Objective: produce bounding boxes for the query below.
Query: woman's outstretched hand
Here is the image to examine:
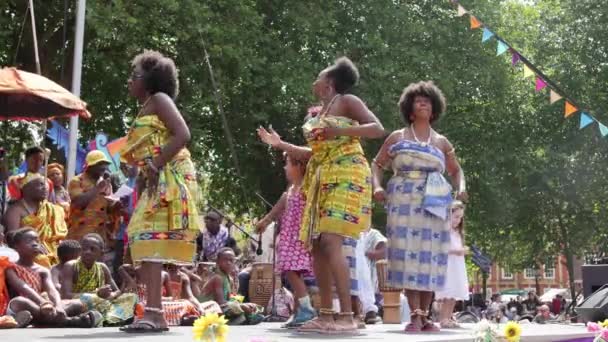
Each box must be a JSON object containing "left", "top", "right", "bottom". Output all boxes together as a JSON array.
[{"left": 257, "top": 126, "right": 283, "bottom": 148}]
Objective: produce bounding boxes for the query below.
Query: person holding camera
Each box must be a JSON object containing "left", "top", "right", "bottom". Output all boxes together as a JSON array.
[{"left": 66, "top": 151, "right": 122, "bottom": 266}]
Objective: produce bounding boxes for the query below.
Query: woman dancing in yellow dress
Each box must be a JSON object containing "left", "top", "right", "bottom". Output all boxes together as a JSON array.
[
  {"left": 258, "top": 57, "right": 384, "bottom": 334},
  {"left": 119, "top": 50, "right": 202, "bottom": 333}
]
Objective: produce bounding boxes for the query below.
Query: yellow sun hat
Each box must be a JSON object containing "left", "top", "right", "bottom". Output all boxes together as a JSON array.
[{"left": 84, "top": 150, "right": 111, "bottom": 169}]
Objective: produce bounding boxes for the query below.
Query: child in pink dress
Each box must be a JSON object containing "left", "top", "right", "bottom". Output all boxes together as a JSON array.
[{"left": 257, "top": 153, "right": 315, "bottom": 328}]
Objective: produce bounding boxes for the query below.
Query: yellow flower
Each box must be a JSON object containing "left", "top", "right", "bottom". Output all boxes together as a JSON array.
[
  {"left": 192, "top": 313, "right": 229, "bottom": 342},
  {"left": 504, "top": 321, "right": 522, "bottom": 342},
  {"left": 231, "top": 295, "right": 244, "bottom": 303},
  {"left": 600, "top": 319, "right": 608, "bottom": 328}
]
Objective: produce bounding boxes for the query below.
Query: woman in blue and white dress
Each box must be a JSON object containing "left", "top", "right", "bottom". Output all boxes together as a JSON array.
[{"left": 371, "top": 81, "right": 466, "bottom": 333}]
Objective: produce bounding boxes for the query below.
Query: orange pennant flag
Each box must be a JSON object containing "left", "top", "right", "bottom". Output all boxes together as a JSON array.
[
  {"left": 564, "top": 101, "right": 577, "bottom": 118},
  {"left": 550, "top": 90, "right": 563, "bottom": 104},
  {"left": 470, "top": 16, "right": 482, "bottom": 29}
]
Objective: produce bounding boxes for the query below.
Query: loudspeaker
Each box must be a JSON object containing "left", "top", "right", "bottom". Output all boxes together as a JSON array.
[
  {"left": 576, "top": 284, "right": 608, "bottom": 322},
  {"left": 582, "top": 264, "right": 608, "bottom": 298}
]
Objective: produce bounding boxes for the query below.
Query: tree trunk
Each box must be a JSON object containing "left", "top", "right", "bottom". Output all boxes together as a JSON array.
[{"left": 482, "top": 271, "right": 488, "bottom": 302}]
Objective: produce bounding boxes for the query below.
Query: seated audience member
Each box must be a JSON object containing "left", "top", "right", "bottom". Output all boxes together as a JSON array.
[
  {"left": 533, "top": 304, "right": 555, "bottom": 324},
  {"left": 3, "top": 174, "right": 67, "bottom": 267},
  {"left": 60, "top": 233, "right": 137, "bottom": 326},
  {"left": 47, "top": 163, "right": 70, "bottom": 212},
  {"left": 199, "top": 248, "right": 262, "bottom": 325},
  {"left": 181, "top": 262, "right": 214, "bottom": 298},
  {"left": 50, "top": 240, "right": 82, "bottom": 291},
  {"left": 5, "top": 228, "right": 100, "bottom": 328},
  {"left": 7, "top": 146, "right": 54, "bottom": 202},
  {"left": 67, "top": 151, "right": 121, "bottom": 266}
]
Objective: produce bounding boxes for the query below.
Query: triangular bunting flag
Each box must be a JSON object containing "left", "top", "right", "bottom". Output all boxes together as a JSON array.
[
  {"left": 482, "top": 28, "right": 494, "bottom": 43},
  {"left": 599, "top": 122, "right": 608, "bottom": 137},
  {"left": 457, "top": 5, "right": 467, "bottom": 17},
  {"left": 470, "top": 16, "right": 482, "bottom": 29},
  {"left": 580, "top": 113, "right": 594, "bottom": 129},
  {"left": 535, "top": 77, "right": 547, "bottom": 92},
  {"left": 564, "top": 101, "right": 577, "bottom": 118},
  {"left": 550, "top": 90, "right": 563, "bottom": 104},
  {"left": 511, "top": 52, "right": 521, "bottom": 66},
  {"left": 523, "top": 64, "right": 535, "bottom": 78},
  {"left": 496, "top": 41, "right": 509, "bottom": 55}
]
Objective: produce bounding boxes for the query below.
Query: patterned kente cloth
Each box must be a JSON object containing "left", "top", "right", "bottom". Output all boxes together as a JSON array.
[
  {"left": 300, "top": 115, "right": 371, "bottom": 248},
  {"left": 121, "top": 115, "right": 201, "bottom": 264},
  {"left": 10, "top": 263, "right": 43, "bottom": 295},
  {"left": 385, "top": 140, "right": 452, "bottom": 291},
  {"left": 73, "top": 259, "right": 137, "bottom": 325},
  {"left": 67, "top": 173, "right": 118, "bottom": 247},
  {"left": 0, "top": 258, "right": 11, "bottom": 315},
  {"left": 20, "top": 200, "right": 68, "bottom": 268}
]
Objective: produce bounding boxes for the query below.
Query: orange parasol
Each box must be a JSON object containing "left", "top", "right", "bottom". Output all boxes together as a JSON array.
[{"left": 0, "top": 67, "right": 91, "bottom": 121}]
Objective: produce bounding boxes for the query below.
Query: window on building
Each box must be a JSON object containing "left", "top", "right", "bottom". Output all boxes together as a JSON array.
[
  {"left": 544, "top": 264, "right": 555, "bottom": 279},
  {"left": 502, "top": 267, "right": 514, "bottom": 280},
  {"left": 524, "top": 268, "right": 536, "bottom": 279}
]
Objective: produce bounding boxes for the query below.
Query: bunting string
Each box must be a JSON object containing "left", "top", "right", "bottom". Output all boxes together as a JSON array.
[{"left": 450, "top": 0, "right": 608, "bottom": 138}]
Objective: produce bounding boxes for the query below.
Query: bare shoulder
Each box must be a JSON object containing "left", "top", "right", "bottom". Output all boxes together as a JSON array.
[
  {"left": 150, "top": 92, "right": 173, "bottom": 106},
  {"left": 35, "top": 264, "right": 51, "bottom": 278},
  {"left": 433, "top": 132, "right": 453, "bottom": 152},
  {"left": 340, "top": 94, "right": 363, "bottom": 106},
  {"left": 385, "top": 129, "right": 404, "bottom": 145}
]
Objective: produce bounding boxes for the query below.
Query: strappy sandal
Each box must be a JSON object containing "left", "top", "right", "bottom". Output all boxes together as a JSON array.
[
  {"left": 298, "top": 308, "right": 334, "bottom": 334},
  {"left": 440, "top": 319, "right": 460, "bottom": 329},
  {"left": 120, "top": 308, "right": 169, "bottom": 333},
  {"left": 331, "top": 312, "right": 360, "bottom": 336},
  {"left": 420, "top": 310, "right": 440, "bottom": 332},
  {"left": 404, "top": 310, "right": 422, "bottom": 333}
]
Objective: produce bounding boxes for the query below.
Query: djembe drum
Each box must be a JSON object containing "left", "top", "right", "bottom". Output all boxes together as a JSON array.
[
  {"left": 377, "top": 259, "right": 402, "bottom": 323},
  {"left": 249, "top": 262, "right": 282, "bottom": 307}
]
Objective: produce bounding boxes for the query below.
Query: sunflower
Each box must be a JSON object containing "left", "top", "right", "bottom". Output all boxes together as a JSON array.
[
  {"left": 503, "top": 321, "right": 522, "bottom": 342},
  {"left": 192, "top": 313, "right": 229, "bottom": 342}
]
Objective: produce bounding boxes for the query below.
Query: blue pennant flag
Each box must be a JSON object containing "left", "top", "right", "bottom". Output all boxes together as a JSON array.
[
  {"left": 579, "top": 112, "right": 594, "bottom": 129},
  {"left": 482, "top": 28, "right": 495, "bottom": 43},
  {"left": 496, "top": 40, "right": 509, "bottom": 56},
  {"left": 599, "top": 122, "right": 608, "bottom": 137}
]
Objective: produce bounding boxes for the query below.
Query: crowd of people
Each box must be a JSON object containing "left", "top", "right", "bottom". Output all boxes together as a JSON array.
[{"left": 0, "top": 49, "right": 537, "bottom": 336}]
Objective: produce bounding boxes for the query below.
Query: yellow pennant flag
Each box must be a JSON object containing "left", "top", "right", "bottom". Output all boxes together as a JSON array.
[
  {"left": 470, "top": 16, "right": 482, "bottom": 29},
  {"left": 523, "top": 64, "right": 535, "bottom": 78},
  {"left": 564, "top": 101, "right": 577, "bottom": 118},
  {"left": 550, "top": 90, "right": 563, "bottom": 104},
  {"left": 457, "top": 5, "right": 467, "bottom": 17}
]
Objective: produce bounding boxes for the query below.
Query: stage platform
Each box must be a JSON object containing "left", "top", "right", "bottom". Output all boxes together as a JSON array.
[{"left": 0, "top": 322, "right": 595, "bottom": 342}]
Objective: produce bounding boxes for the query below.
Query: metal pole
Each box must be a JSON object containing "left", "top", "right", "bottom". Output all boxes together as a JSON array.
[
  {"left": 67, "top": 0, "right": 86, "bottom": 181},
  {"left": 27, "top": 0, "right": 41, "bottom": 75}
]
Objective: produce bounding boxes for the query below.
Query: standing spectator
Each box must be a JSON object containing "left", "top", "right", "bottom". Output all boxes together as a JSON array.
[
  {"left": 47, "top": 163, "right": 70, "bottom": 212},
  {"left": 522, "top": 291, "right": 542, "bottom": 315},
  {"left": 357, "top": 227, "right": 387, "bottom": 324},
  {"left": 67, "top": 151, "right": 121, "bottom": 266},
  {"left": 197, "top": 210, "right": 229, "bottom": 262}
]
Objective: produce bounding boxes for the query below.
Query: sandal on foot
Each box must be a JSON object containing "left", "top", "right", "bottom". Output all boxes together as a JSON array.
[
  {"left": 440, "top": 319, "right": 459, "bottom": 329},
  {"left": 404, "top": 322, "right": 421, "bottom": 333},
  {"left": 15, "top": 311, "right": 33, "bottom": 329},
  {"left": 331, "top": 312, "right": 360, "bottom": 336},
  {"left": 119, "top": 320, "right": 169, "bottom": 333},
  {"left": 421, "top": 321, "right": 440, "bottom": 332},
  {"left": 298, "top": 308, "right": 334, "bottom": 334}
]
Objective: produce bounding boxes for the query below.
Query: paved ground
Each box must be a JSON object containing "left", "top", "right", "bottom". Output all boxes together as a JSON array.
[{"left": 0, "top": 322, "right": 595, "bottom": 342}]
